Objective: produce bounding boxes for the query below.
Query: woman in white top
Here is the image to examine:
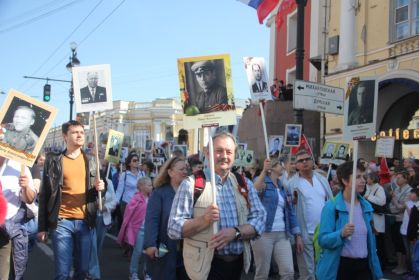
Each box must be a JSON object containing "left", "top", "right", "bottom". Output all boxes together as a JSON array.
[{"left": 363, "top": 172, "right": 387, "bottom": 268}]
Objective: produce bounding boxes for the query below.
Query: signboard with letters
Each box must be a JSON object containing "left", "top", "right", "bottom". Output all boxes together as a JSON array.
[{"left": 293, "top": 80, "right": 344, "bottom": 115}]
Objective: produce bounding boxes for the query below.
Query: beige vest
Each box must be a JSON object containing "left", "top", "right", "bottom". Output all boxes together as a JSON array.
[{"left": 183, "top": 173, "right": 251, "bottom": 280}]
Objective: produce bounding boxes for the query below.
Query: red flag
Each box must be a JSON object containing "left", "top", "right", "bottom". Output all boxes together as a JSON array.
[
  {"left": 257, "top": 0, "right": 280, "bottom": 24},
  {"left": 275, "top": 0, "right": 297, "bottom": 29},
  {"left": 291, "top": 134, "right": 312, "bottom": 155},
  {"left": 378, "top": 157, "right": 391, "bottom": 185}
]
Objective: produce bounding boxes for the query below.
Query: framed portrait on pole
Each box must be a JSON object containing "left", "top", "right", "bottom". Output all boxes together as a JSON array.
[
  {"left": 104, "top": 129, "right": 124, "bottom": 164},
  {"left": 343, "top": 77, "right": 378, "bottom": 140},
  {"left": 0, "top": 89, "right": 57, "bottom": 166},
  {"left": 177, "top": 54, "right": 236, "bottom": 129},
  {"left": 73, "top": 64, "right": 113, "bottom": 113},
  {"left": 284, "top": 124, "right": 302, "bottom": 147},
  {"left": 243, "top": 57, "right": 272, "bottom": 101}
]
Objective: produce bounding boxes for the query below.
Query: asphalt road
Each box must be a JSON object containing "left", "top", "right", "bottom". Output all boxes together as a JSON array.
[{"left": 24, "top": 233, "right": 404, "bottom": 280}]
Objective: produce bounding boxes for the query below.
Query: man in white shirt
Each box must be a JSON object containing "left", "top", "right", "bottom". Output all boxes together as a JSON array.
[
  {"left": 288, "top": 150, "right": 333, "bottom": 280},
  {"left": 0, "top": 157, "right": 36, "bottom": 279}
]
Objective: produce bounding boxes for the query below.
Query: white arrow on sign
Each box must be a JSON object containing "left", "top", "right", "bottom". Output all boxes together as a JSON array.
[{"left": 293, "top": 80, "right": 344, "bottom": 115}]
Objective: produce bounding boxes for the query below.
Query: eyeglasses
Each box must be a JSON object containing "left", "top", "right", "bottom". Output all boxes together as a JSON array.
[
  {"left": 296, "top": 157, "right": 312, "bottom": 163},
  {"left": 132, "top": 159, "right": 139, "bottom": 162}
]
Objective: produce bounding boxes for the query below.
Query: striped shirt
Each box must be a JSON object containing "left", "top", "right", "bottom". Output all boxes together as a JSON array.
[{"left": 168, "top": 170, "right": 266, "bottom": 255}]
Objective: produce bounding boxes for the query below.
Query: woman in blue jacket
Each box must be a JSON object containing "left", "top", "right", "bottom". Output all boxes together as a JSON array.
[
  {"left": 253, "top": 159, "right": 301, "bottom": 280},
  {"left": 143, "top": 157, "right": 189, "bottom": 280},
  {"left": 316, "top": 161, "right": 383, "bottom": 280}
]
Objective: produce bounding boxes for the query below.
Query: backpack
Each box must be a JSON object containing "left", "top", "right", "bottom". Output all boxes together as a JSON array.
[
  {"left": 313, "top": 197, "right": 337, "bottom": 264},
  {"left": 193, "top": 170, "right": 250, "bottom": 209}
]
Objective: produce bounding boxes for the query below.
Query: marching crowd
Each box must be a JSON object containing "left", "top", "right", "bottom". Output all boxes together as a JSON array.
[{"left": 1, "top": 120, "right": 419, "bottom": 280}]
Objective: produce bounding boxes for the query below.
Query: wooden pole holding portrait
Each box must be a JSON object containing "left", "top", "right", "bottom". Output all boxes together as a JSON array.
[
  {"left": 349, "top": 140, "right": 359, "bottom": 225},
  {"left": 208, "top": 130, "right": 218, "bottom": 235},
  {"left": 259, "top": 101, "right": 270, "bottom": 159},
  {"left": 92, "top": 112, "right": 103, "bottom": 211}
]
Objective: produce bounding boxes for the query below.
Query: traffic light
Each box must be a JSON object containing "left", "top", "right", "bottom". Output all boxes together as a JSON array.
[{"left": 43, "top": 84, "right": 51, "bottom": 102}]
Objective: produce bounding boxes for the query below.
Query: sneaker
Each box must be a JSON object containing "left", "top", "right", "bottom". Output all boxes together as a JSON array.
[
  {"left": 129, "top": 273, "right": 139, "bottom": 280},
  {"left": 144, "top": 274, "right": 151, "bottom": 280}
]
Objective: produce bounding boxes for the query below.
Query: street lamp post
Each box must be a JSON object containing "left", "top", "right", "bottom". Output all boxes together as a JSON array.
[
  {"left": 294, "top": 0, "right": 307, "bottom": 128},
  {"left": 66, "top": 42, "right": 80, "bottom": 121}
]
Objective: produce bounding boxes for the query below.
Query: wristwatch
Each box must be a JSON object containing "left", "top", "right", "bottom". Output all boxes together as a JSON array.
[{"left": 233, "top": 227, "right": 242, "bottom": 241}]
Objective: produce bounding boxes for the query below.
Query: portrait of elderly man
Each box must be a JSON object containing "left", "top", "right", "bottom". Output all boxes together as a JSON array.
[
  {"left": 80, "top": 71, "right": 107, "bottom": 104},
  {"left": 187, "top": 60, "right": 228, "bottom": 114},
  {"left": 3, "top": 106, "right": 39, "bottom": 153},
  {"left": 251, "top": 63, "right": 268, "bottom": 93}
]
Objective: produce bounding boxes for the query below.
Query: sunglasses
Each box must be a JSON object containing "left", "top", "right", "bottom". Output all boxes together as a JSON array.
[{"left": 296, "top": 157, "right": 312, "bottom": 163}]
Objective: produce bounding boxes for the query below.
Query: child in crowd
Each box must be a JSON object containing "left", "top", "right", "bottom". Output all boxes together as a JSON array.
[{"left": 118, "top": 177, "right": 153, "bottom": 280}]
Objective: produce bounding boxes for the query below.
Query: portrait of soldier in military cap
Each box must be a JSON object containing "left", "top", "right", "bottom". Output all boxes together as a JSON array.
[
  {"left": 2, "top": 106, "right": 40, "bottom": 153},
  {"left": 0, "top": 90, "right": 57, "bottom": 166},
  {"left": 184, "top": 59, "right": 228, "bottom": 114}
]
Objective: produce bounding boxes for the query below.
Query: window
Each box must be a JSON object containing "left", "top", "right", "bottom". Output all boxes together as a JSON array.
[
  {"left": 287, "top": 10, "right": 297, "bottom": 53},
  {"left": 392, "top": 0, "right": 419, "bottom": 41},
  {"left": 133, "top": 128, "right": 150, "bottom": 150},
  {"left": 286, "top": 67, "right": 296, "bottom": 84}
]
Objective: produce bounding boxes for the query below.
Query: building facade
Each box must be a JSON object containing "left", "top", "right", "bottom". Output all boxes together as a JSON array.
[
  {"left": 43, "top": 98, "right": 245, "bottom": 157},
  {"left": 325, "top": 0, "right": 419, "bottom": 159}
]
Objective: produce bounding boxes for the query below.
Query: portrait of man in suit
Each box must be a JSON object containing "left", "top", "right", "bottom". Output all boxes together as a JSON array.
[
  {"left": 80, "top": 71, "right": 107, "bottom": 104},
  {"left": 251, "top": 63, "right": 268, "bottom": 93}
]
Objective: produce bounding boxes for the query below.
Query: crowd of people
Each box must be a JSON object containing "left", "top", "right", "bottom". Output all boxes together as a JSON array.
[{"left": 1, "top": 119, "right": 419, "bottom": 280}]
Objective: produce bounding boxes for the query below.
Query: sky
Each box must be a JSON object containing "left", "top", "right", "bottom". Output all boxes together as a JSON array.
[{"left": 0, "top": 0, "right": 270, "bottom": 125}]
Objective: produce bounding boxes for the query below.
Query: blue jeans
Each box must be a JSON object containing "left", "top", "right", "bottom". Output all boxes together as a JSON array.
[
  {"left": 24, "top": 216, "right": 38, "bottom": 252},
  {"left": 51, "top": 219, "right": 93, "bottom": 280},
  {"left": 129, "top": 226, "right": 145, "bottom": 275},
  {"left": 89, "top": 214, "right": 111, "bottom": 279}
]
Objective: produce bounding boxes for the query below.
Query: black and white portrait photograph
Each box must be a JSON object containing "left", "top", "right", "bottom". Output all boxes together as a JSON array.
[
  {"left": 183, "top": 59, "right": 228, "bottom": 114},
  {"left": 145, "top": 139, "right": 153, "bottom": 152},
  {"left": 322, "top": 142, "right": 336, "bottom": 159},
  {"left": 76, "top": 112, "right": 90, "bottom": 129},
  {"left": 177, "top": 54, "right": 237, "bottom": 130},
  {"left": 245, "top": 150, "right": 254, "bottom": 165},
  {"left": 73, "top": 64, "right": 113, "bottom": 113},
  {"left": 334, "top": 143, "right": 349, "bottom": 160},
  {"left": 284, "top": 124, "right": 302, "bottom": 147},
  {"left": 104, "top": 129, "right": 124, "bottom": 164},
  {"left": 343, "top": 77, "right": 378, "bottom": 141},
  {"left": 243, "top": 57, "right": 271, "bottom": 101},
  {"left": 268, "top": 135, "right": 283, "bottom": 157},
  {"left": 172, "top": 144, "right": 187, "bottom": 158},
  {"left": 238, "top": 143, "right": 247, "bottom": 151},
  {"left": 347, "top": 80, "right": 375, "bottom": 126},
  {"left": 0, "top": 89, "right": 57, "bottom": 166}
]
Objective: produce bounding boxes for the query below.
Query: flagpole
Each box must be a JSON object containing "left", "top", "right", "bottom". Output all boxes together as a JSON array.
[{"left": 259, "top": 101, "right": 270, "bottom": 159}]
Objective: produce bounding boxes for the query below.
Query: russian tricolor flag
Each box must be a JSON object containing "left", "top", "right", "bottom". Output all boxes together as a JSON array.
[{"left": 238, "top": 0, "right": 280, "bottom": 24}]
